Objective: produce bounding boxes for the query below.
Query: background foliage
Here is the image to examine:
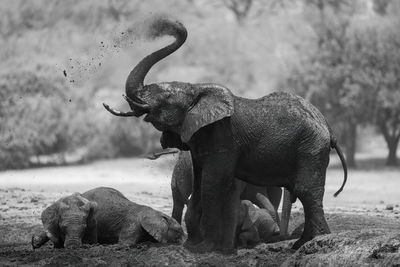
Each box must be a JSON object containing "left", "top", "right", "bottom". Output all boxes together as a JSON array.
[{"left": 0, "top": 0, "right": 399, "bottom": 169}]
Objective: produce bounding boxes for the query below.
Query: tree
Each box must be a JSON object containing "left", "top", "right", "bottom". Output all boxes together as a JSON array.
[
  {"left": 285, "top": 0, "right": 364, "bottom": 168},
  {"left": 286, "top": 3, "right": 400, "bottom": 167},
  {"left": 356, "top": 25, "right": 400, "bottom": 166},
  {"left": 0, "top": 67, "right": 98, "bottom": 169}
]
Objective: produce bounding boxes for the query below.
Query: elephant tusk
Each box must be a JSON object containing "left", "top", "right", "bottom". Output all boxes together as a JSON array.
[
  {"left": 103, "top": 103, "right": 136, "bottom": 117},
  {"left": 123, "top": 94, "right": 150, "bottom": 111}
]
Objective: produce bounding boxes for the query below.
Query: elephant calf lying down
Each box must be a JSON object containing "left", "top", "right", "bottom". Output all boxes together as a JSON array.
[
  {"left": 32, "top": 187, "right": 184, "bottom": 249},
  {"left": 236, "top": 194, "right": 280, "bottom": 248}
]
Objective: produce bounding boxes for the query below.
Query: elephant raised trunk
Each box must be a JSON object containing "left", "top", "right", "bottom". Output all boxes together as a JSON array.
[
  {"left": 125, "top": 16, "right": 187, "bottom": 99},
  {"left": 104, "top": 16, "right": 187, "bottom": 117}
]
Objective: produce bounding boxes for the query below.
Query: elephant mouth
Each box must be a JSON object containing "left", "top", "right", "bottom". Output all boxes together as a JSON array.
[
  {"left": 103, "top": 94, "right": 150, "bottom": 118},
  {"left": 124, "top": 94, "right": 150, "bottom": 113}
]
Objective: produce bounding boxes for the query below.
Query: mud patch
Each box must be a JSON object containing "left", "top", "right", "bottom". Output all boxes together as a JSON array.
[
  {"left": 1, "top": 213, "right": 400, "bottom": 266},
  {"left": 283, "top": 230, "right": 400, "bottom": 266}
]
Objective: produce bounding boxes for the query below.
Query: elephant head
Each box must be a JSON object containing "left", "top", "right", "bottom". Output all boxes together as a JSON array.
[
  {"left": 32, "top": 193, "right": 97, "bottom": 249},
  {"left": 237, "top": 199, "right": 280, "bottom": 247},
  {"left": 103, "top": 17, "right": 234, "bottom": 146}
]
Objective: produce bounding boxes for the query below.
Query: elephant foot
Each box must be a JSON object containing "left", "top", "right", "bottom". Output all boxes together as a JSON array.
[
  {"left": 292, "top": 237, "right": 308, "bottom": 250},
  {"left": 185, "top": 240, "right": 237, "bottom": 254},
  {"left": 183, "top": 235, "right": 203, "bottom": 248},
  {"left": 215, "top": 246, "right": 237, "bottom": 255},
  {"left": 184, "top": 240, "right": 216, "bottom": 254}
]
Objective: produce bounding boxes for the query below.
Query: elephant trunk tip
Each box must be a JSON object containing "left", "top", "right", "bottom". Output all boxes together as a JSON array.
[
  {"left": 31, "top": 232, "right": 50, "bottom": 249},
  {"left": 31, "top": 235, "right": 39, "bottom": 249},
  {"left": 64, "top": 239, "right": 82, "bottom": 249}
]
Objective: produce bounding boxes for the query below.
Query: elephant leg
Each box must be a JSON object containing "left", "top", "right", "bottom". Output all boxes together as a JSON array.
[
  {"left": 171, "top": 151, "right": 193, "bottom": 224},
  {"left": 171, "top": 191, "right": 185, "bottom": 224},
  {"left": 218, "top": 179, "right": 241, "bottom": 251},
  {"left": 292, "top": 167, "right": 330, "bottom": 250},
  {"left": 266, "top": 186, "right": 282, "bottom": 227},
  {"left": 184, "top": 161, "right": 203, "bottom": 247},
  {"left": 191, "top": 153, "right": 238, "bottom": 253},
  {"left": 280, "top": 188, "right": 292, "bottom": 238},
  {"left": 266, "top": 186, "right": 282, "bottom": 211}
]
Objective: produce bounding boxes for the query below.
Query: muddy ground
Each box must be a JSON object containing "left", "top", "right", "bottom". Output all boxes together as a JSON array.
[{"left": 0, "top": 156, "right": 400, "bottom": 266}]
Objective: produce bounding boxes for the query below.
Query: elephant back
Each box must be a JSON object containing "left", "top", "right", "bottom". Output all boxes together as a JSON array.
[{"left": 83, "top": 187, "right": 132, "bottom": 243}]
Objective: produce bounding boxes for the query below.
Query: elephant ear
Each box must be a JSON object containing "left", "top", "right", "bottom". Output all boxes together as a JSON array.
[
  {"left": 81, "top": 200, "right": 98, "bottom": 244},
  {"left": 81, "top": 200, "right": 97, "bottom": 224},
  {"left": 41, "top": 202, "right": 63, "bottom": 244},
  {"left": 80, "top": 197, "right": 97, "bottom": 217},
  {"left": 140, "top": 213, "right": 170, "bottom": 243},
  {"left": 241, "top": 200, "right": 257, "bottom": 231},
  {"left": 181, "top": 86, "right": 234, "bottom": 143}
]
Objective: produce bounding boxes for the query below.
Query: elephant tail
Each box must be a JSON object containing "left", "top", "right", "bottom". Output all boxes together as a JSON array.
[{"left": 331, "top": 138, "right": 348, "bottom": 197}]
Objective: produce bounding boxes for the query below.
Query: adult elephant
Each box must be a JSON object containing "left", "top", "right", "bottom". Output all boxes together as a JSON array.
[
  {"left": 166, "top": 150, "right": 291, "bottom": 239},
  {"left": 103, "top": 16, "right": 347, "bottom": 252}
]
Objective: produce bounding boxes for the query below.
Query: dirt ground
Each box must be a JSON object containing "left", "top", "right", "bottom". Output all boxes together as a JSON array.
[{"left": 0, "top": 155, "right": 400, "bottom": 266}]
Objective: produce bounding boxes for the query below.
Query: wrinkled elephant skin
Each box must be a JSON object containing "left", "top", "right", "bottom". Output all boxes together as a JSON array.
[
  {"left": 103, "top": 17, "right": 348, "bottom": 252},
  {"left": 32, "top": 187, "right": 184, "bottom": 249}
]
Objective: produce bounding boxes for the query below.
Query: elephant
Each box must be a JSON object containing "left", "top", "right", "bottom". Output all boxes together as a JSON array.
[
  {"left": 103, "top": 16, "right": 348, "bottom": 252},
  {"left": 31, "top": 187, "right": 184, "bottom": 249},
  {"left": 148, "top": 149, "right": 284, "bottom": 247},
  {"left": 166, "top": 150, "right": 291, "bottom": 239},
  {"left": 236, "top": 195, "right": 280, "bottom": 248}
]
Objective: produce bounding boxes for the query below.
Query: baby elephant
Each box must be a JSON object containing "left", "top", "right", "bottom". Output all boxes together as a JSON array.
[
  {"left": 32, "top": 187, "right": 184, "bottom": 249},
  {"left": 236, "top": 194, "right": 280, "bottom": 248}
]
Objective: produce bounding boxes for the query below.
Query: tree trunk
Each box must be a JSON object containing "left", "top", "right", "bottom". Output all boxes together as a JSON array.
[
  {"left": 386, "top": 139, "right": 399, "bottom": 166},
  {"left": 378, "top": 118, "right": 400, "bottom": 167},
  {"left": 345, "top": 121, "right": 357, "bottom": 168}
]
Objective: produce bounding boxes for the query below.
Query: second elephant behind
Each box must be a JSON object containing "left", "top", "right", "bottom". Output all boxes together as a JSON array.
[
  {"left": 170, "top": 151, "right": 292, "bottom": 238},
  {"left": 237, "top": 195, "right": 281, "bottom": 247}
]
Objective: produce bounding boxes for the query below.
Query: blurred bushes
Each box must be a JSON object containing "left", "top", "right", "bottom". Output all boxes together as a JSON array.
[
  {"left": 0, "top": 69, "right": 71, "bottom": 169},
  {"left": 85, "top": 115, "right": 160, "bottom": 161},
  {"left": 0, "top": 68, "right": 160, "bottom": 170}
]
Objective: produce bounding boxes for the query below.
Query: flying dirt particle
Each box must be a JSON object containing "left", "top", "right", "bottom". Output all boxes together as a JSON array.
[
  {"left": 69, "top": 99, "right": 72, "bottom": 102},
  {"left": 63, "top": 70, "right": 67, "bottom": 77},
  {"left": 99, "top": 62, "right": 101, "bottom": 66},
  {"left": 386, "top": 204, "right": 394, "bottom": 211},
  {"left": 121, "top": 32, "right": 125, "bottom": 35},
  {"left": 69, "top": 80, "right": 75, "bottom": 83}
]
